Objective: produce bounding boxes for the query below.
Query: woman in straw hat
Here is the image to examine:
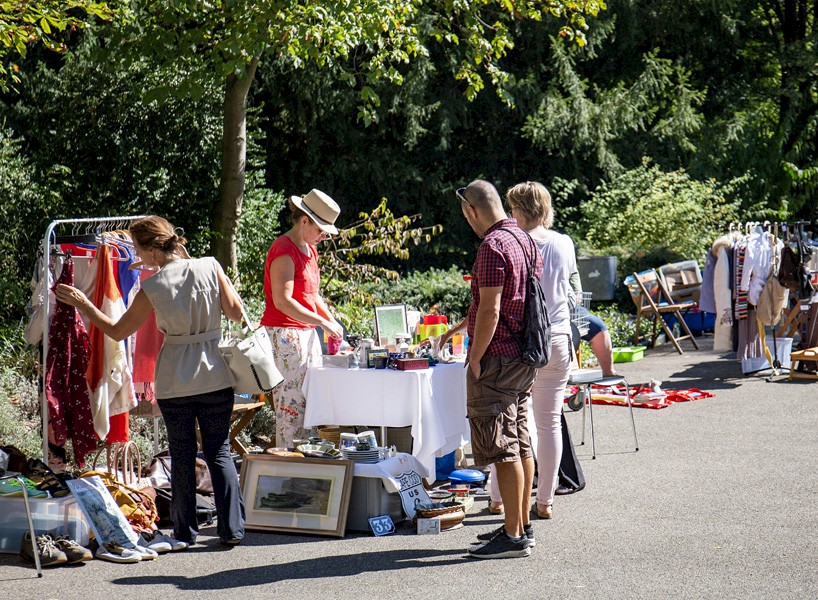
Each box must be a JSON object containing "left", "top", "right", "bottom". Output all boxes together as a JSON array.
[{"left": 260, "top": 189, "right": 344, "bottom": 448}]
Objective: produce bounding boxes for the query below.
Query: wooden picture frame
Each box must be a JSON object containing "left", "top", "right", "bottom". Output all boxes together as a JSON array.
[
  {"left": 239, "top": 454, "right": 354, "bottom": 537},
  {"left": 374, "top": 303, "right": 408, "bottom": 347}
]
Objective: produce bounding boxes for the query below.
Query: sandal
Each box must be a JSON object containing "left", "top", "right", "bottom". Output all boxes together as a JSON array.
[
  {"left": 488, "top": 501, "right": 504, "bottom": 515},
  {"left": 535, "top": 503, "right": 553, "bottom": 519}
]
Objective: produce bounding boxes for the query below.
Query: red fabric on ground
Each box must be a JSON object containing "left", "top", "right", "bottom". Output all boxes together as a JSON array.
[{"left": 566, "top": 384, "right": 715, "bottom": 410}]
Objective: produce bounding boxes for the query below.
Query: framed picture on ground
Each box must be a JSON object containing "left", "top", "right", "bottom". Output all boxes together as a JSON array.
[
  {"left": 374, "top": 303, "right": 408, "bottom": 347},
  {"left": 239, "top": 454, "right": 354, "bottom": 537}
]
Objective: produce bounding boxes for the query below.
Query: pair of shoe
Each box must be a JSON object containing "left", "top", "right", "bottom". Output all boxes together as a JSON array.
[
  {"left": 95, "top": 541, "right": 159, "bottom": 563},
  {"left": 20, "top": 532, "right": 92, "bottom": 567},
  {"left": 488, "top": 501, "right": 504, "bottom": 515},
  {"left": 468, "top": 528, "right": 532, "bottom": 559},
  {"left": 139, "top": 530, "right": 189, "bottom": 553},
  {"left": 535, "top": 503, "right": 553, "bottom": 519}
]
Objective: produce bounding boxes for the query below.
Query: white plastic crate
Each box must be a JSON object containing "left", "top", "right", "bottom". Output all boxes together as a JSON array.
[{"left": 0, "top": 494, "right": 91, "bottom": 553}]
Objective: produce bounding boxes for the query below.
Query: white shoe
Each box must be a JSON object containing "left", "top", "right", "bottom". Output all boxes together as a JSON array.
[
  {"left": 138, "top": 533, "right": 172, "bottom": 554},
  {"left": 152, "top": 533, "right": 189, "bottom": 552},
  {"left": 124, "top": 542, "right": 158, "bottom": 560},
  {"left": 95, "top": 542, "right": 142, "bottom": 563}
]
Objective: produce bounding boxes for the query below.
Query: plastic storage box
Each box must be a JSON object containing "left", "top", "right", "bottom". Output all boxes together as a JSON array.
[
  {"left": 0, "top": 494, "right": 91, "bottom": 553},
  {"left": 741, "top": 338, "right": 793, "bottom": 375},
  {"left": 345, "top": 476, "right": 406, "bottom": 532},
  {"left": 612, "top": 346, "right": 646, "bottom": 363}
]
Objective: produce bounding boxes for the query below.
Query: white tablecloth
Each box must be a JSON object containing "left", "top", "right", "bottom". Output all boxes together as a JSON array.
[{"left": 303, "top": 362, "right": 469, "bottom": 480}]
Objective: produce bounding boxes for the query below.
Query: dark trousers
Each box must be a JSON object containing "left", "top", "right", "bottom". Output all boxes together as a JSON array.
[{"left": 158, "top": 387, "right": 245, "bottom": 543}]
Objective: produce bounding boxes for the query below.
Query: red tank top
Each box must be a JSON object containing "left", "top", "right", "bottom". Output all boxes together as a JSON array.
[{"left": 260, "top": 235, "right": 320, "bottom": 328}]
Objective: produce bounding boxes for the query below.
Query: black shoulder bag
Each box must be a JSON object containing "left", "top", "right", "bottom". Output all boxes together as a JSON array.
[{"left": 499, "top": 228, "right": 552, "bottom": 368}]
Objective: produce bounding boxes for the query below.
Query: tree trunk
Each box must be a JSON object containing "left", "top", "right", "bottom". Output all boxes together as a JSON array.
[{"left": 212, "top": 57, "right": 259, "bottom": 276}]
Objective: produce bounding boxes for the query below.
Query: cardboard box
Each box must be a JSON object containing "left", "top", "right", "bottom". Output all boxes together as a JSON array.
[
  {"left": 345, "top": 476, "right": 406, "bottom": 532},
  {"left": 0, "top": 494, "right": 91, "bottom": 553}
]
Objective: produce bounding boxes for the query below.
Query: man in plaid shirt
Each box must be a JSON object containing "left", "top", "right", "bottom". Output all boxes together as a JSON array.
[{"left": 442, "top": 179, "right": 543, "bottom": 559}]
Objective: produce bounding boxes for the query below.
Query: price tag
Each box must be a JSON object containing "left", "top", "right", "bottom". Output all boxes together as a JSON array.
[{"left": 368, "top": 515, "right": 396, "bottom": 536}]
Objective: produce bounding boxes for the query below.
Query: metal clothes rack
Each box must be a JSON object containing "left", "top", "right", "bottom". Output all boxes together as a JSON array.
[
  {"left": 40, "top": 216, "right": 148, "bottom": 463},
  {"left": 722, "top": 220, "right": 817, "bottom": 379}
]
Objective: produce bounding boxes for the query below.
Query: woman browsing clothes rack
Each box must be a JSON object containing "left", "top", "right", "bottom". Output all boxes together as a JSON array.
[{"left": 55, "top": 216, "right": 246, "bottom": 548}]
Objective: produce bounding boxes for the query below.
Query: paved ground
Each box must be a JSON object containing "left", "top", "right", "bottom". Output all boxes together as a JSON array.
[{"left": 2, "top": 336, "right": 817, "bottom": 599}]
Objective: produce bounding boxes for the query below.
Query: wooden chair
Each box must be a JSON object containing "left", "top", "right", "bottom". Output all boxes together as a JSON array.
[{"left": 627, "top": 270, "right": 699, "bottom": 355}]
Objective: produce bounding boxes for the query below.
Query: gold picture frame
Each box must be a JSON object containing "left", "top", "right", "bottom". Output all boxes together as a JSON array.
[{"left": 239, "top": 454, "right": 354, "bottom": 537}]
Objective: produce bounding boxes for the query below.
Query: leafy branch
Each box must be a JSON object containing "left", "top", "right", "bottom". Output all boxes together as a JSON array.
[{"left": 319, "top": 198, "right": 443, "bottom": 305}]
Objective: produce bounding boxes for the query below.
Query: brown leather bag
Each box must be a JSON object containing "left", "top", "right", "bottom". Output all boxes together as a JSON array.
[{"left": 147, "top": 452, "right": 214, "bottom": 495}]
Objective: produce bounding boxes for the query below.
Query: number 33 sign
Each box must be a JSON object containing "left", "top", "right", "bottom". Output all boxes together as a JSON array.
[{"left": 369, "top": 515, "right": 396, "bottom": 536}]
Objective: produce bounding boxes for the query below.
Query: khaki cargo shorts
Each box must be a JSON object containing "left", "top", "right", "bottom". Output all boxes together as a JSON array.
[{"left": 466, "top": 355, "right": 537, "bottom": 467}]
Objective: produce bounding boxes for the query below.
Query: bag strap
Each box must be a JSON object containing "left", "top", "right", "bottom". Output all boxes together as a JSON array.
[
  {"left": 498, "top": 227, "right": 536, "bottom": 279},
  {"left": 495, "top": 228, "right": 541, "bottom": 342}
]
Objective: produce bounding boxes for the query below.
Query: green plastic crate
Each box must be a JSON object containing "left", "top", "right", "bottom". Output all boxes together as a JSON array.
[{"left": 612, "top": 346, "right": 645, "bottom": 363}]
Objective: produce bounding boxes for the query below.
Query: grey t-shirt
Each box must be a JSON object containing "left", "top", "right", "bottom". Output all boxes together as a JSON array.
[{"left": 140, "top": 257, "right": 233, "bottom": 399}]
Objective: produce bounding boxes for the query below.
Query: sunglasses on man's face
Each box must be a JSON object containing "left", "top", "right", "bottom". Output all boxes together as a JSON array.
[{"left": 456, "top": 187, "right": 471, "bottom": 207}]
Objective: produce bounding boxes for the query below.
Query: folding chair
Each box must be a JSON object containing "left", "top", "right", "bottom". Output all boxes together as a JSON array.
[
  {"left": 657, "top": 260, "right": 703, "bottom": 306},
  {"left": 626, "top": 270, "right": 699, "bottom": 355}
]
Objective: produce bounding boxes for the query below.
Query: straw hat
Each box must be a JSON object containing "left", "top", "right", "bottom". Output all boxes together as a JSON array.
[{"left": 291, "top": 189, "right": 340, "bottom": 235}]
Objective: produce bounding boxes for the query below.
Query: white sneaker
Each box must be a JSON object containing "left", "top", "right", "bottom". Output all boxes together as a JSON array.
[
  {"left": 95, "top": 542, "right": 142, "bottom": 563},
  {"left": 152, "top": 533, "right": 189, "bottom": 552},
  {"left": 124, "top": 542, "right": 159, "bottom": 560},
  {"left": 137, "top": 534, "right": 172, "bottom": 554}
]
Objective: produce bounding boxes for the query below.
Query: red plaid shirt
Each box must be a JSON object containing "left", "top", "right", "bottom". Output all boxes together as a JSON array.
[{"left": 467, "top": 219, "right": 544, "bottom": 357}]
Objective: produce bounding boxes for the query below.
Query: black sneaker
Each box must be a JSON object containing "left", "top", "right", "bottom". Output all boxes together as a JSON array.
[
  {"left": 468, "top": 530, "right": 531, "bottom": 559},
  {"left": 20, "top": 532, "right": 68, "bottom": 567},
  {"left": 523, "top": 523, "right": 535, "bottom": 547},
  {"left": 474, "top": 524, "right": 536, "bottom": 548},
  {"left": 474, "top": 525, "right": 505, "bottom": 543}
]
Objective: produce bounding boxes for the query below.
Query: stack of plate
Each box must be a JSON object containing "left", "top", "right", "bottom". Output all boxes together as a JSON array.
[{"left": 341, "top": 447, "right": 382, "bottom": 464}]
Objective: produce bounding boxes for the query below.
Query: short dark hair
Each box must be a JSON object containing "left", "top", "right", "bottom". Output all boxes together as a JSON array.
[{"left": 464, "top": 179, "right": 502, "bottom": 212}]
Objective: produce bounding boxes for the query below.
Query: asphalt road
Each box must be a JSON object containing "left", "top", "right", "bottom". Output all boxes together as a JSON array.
[{"left": 2, "top": 336, "right": 817, "bottom": 599}]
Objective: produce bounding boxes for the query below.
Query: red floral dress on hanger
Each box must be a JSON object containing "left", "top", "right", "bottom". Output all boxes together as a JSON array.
[{"left": 46, "top": 256, "right": 98, "bottom": 467}]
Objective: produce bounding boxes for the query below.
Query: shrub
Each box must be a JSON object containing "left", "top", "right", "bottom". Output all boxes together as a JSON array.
[
  {"left": 578, "top": 158, "right": 746, "bottom": 272},
  {"left": 593, "top": 303, "right": 652, "bottom": 348},
  {"left": 372, "top": 266, "right": 471, "bottom": 323},
  {"left": 0, "top": 374, "right": 41, "bottom": 458}
]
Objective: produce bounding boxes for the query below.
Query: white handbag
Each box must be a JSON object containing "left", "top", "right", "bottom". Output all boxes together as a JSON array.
[{"left": 219, "top": 306, "right": 284, "bottom": 395}]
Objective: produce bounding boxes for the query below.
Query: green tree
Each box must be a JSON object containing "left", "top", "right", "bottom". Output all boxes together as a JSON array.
[
  {"left": 0, "top": 0, "right": 114, "bottom": 90},
  {"left": 109, "top": 0, "right": 606, "bottom": 274}
]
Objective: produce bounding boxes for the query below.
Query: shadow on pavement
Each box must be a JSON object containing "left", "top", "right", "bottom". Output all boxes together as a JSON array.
[{"left": 111, "top": 548, "right": 466, "bottom": 590}]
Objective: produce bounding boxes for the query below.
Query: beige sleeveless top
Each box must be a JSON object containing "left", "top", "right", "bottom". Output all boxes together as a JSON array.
[{"left": 140, "top": 257, "right": 233, "bottom": 399}]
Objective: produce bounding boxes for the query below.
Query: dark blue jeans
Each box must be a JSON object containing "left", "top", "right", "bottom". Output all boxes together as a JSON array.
[{"left": 158, "top": 387, "right": 245, "bottom": 543}]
